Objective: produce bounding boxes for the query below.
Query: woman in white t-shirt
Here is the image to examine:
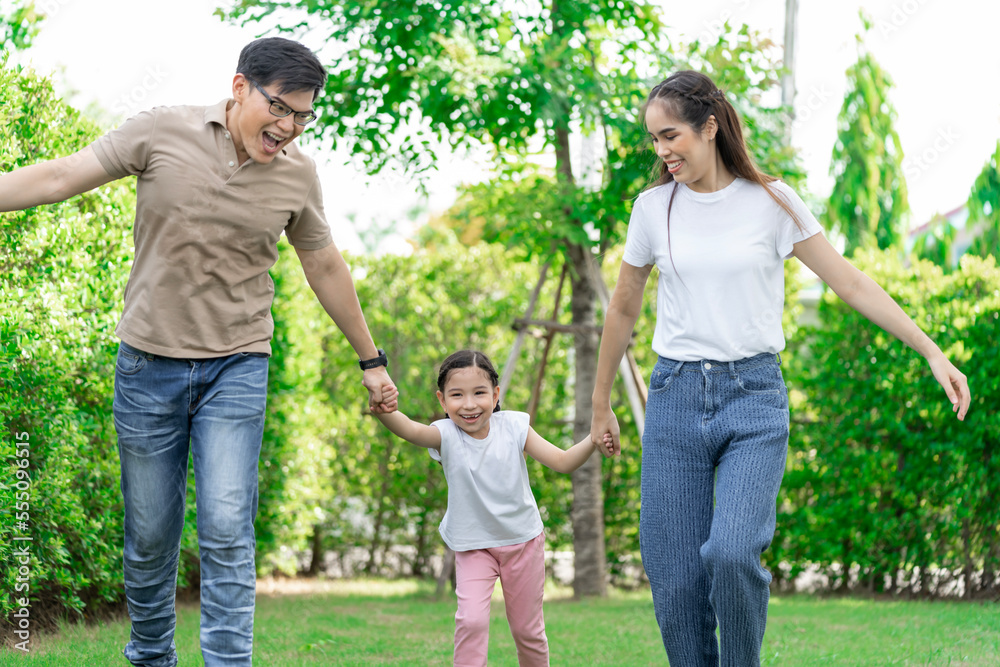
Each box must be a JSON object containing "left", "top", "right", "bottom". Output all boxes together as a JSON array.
[
  {"left": 589, "top": 70, "right": 971, "bottom": 666},
  {"left": 376, "top": 349, "right": 613, "bottom": 667}
]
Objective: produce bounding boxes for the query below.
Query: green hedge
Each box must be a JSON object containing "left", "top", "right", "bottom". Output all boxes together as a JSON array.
[
  {"left": 773, "top": 250, "right": 1000, "bottom": 597},
  {"left": 1, "top": 60, "right": 135, "bottom": 625}
]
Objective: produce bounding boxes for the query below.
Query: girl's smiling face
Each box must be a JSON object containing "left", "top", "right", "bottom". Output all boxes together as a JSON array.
[{"left": 437, "top": 366, "right": 500, "bottom": 440}]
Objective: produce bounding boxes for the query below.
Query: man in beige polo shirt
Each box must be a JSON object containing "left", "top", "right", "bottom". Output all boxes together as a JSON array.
[{"left": 0, "top": 37, "right": 396, "bottom": 666}]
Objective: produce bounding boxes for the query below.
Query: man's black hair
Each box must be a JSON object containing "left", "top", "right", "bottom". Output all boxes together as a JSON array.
[{"left": 236, "top": 37, "right": 327, "bottom": 100}]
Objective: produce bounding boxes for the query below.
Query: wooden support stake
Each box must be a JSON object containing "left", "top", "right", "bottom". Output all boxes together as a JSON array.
[
  {"left": 527, "top": 263, "right": 568, "bottom": 425},
  {"left": 499, "top": 261, "right": 549, "bottom": 405}
]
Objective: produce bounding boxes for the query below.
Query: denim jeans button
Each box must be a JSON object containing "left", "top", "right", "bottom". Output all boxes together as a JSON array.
[{"left": 704, "top": 362, "right": 712, "bottom": 370}]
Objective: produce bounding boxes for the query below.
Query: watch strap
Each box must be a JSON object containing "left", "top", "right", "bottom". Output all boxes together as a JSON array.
[{"left": 359, "top": 349, "right": 388, "bottom": 370}]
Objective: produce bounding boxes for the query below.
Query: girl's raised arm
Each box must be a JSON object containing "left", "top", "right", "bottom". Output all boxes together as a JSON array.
[
  {"left": 791, "top": 233, "right": 971, "bottom": 420},
  {"left": 374, "top": 409, "right": 442, "bottom": 449},
  {"left": 524, "top": 427, "right": 613, "bottom": 474}
]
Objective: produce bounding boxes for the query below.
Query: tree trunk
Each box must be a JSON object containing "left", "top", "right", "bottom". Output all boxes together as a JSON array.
[
  {"left": 436, "top": 547, "right": 456, "bottom": 599},
  {"left": 365, "top": 436, "right": 394, "bottom": 575},
  {"left": 781, "top": 0, "right": 799, "bottom": 138},
  {"left": 306, "top": 525, "right": 324, "bottom": 576},
  {"left": 568, "top": 241, "right": 607, "bottom": 597},
  {"left": 552, "top": 67, "right": 607, "bottom": 594}
]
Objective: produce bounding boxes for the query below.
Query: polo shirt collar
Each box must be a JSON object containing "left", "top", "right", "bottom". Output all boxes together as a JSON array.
[{"left": 204, "top": 98, "right": 231, "bottom": 128}]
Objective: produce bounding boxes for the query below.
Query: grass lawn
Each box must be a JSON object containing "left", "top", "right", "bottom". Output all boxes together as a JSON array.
[{"left": 3, "top": 579, "right": 998, "bottom": 665}]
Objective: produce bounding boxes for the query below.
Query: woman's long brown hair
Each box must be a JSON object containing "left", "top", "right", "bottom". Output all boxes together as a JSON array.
[{"left": 641, "top": 71, "right": 805, "bottom": 278}]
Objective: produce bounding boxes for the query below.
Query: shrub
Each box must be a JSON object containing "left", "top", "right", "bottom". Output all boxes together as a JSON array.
[
  {"left": 772, "top": 250, "right": 999, "bottom": 597},
  {"left": 1, "top": 60, "right": 135, "bottom": 626}
]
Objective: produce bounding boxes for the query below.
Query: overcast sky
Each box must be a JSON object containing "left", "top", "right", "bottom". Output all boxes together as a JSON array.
[{"left": 10, "top": 0, "right": 1000, "bottom": 253}]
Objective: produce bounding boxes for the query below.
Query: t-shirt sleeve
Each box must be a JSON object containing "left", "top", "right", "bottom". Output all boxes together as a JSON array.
[
  {"left": 504, "top": 411, "right": 531, "bottom": 453},
  {"left": 428, "top": 420, "right": 450, "bottom": 462},
  {"left": 284, "top": 162, "right": 333, "bottom": 250},
  {"left": 90, "top": 108, "right": 157, "bottom": 179},
  {"left": 622, "top": 194, "right": 655, "bottom": 268},
  {"left": 772, "top": 181, "right": 824, "bottom": 259}
]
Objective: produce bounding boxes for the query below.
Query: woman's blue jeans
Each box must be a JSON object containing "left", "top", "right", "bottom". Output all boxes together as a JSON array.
[
  {"left": 113, "top": 342, "right": 268, "bottom": 667},
  {"left": 640, "top": 352, "right": 789, "bottom": 667}
]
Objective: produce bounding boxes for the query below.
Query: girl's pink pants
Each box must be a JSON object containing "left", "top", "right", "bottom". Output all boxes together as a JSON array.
[{"left": 453, "top": 532, "right": 549, "bottom": 666}]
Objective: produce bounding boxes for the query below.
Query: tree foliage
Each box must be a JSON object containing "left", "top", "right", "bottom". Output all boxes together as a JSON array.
[
  {"left": 222, "top": 0, "right": 811, "bottom": 596},
  {"left": 911, "top": 214, "right": 958, "bottom": 270},
  {"left": 966, "top": 140, "right": 1000, "bottom": 260},
  {"left": 0, "top": 0, "right": 44, "bottom": 50},
  {"left": 826, "top": 11, "right": 908, "bottom": 256}
]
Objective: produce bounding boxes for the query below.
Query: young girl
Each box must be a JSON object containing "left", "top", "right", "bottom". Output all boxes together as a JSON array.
[
  {"left": 375, "top": 349, "right": 613, "bottom": 667},
  {"left": 589, "top": 70, "right": 971, "bottom": 666}
]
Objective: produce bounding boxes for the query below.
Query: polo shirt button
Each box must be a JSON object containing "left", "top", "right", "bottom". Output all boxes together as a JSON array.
[
  {"left": 704, "top": 362, "right": 712, "bottom": 370},
  {"left": 228, "top": 161, "right": 235, "bottom": 167},
  {"left": 225, "top": 132, "right": 230, "bottom": 139}
]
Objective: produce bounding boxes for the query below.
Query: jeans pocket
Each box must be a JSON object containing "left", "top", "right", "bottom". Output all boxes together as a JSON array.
[
  {"left": 116, "top": 346, "right": 147, "bottom": 376},
  {"left": 648, "top": 367, "right": 676, "bottom": 395},
  {"left": 736, "top": 365, "right": 783, "bottom": 395}
]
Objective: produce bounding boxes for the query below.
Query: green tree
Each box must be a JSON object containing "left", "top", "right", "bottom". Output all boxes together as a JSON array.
[
  {"left": 1, "top": 0, "right": 44, "bottom": 50},
  {"left": 223, "top": 0, "right": 670, "bottom": 597},
  {"left": 827, "top": 11, "right": 908, "bottom": 256},
  {"left": 222, "top": 0, "right": 807, "bottom": 596},
  {"left": 911, "top": 213, "right": 957, "bottom": 269},
  {"left": 966, "top": 140, "right": 1000, "bottom": 260}
]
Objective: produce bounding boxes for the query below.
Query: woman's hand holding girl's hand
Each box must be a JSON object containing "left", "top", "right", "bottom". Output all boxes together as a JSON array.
[
  {"left": 591, "top": 405, "right": 621, "bottom": 456},
  {"left": 595, "top": 433, "right": 616, "bottom": 457},
  {"left": 927, "top": 352, "right": 971, "bottom": 421}
]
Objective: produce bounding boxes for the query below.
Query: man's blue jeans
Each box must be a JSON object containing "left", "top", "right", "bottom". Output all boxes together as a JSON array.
[
  {"left": 113, "top": 341, "right": 268, "bottom": 667},
  {"left": 640, "top": 353, "right": 789, "bottom": 667}
]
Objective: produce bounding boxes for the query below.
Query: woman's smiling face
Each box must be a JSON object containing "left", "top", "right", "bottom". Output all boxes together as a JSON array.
[{"left": 645, "top": 101, "right": 720, "bottom": 193}]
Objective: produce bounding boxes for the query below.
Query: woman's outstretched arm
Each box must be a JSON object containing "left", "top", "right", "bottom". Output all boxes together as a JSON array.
[{"left": 792, "top": 233, "right": 971, "bottom": 420}]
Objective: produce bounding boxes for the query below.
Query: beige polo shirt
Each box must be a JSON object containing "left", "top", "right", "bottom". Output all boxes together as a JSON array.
[{"left": 92, "top": 99, "right": 333, "bottom": 358}]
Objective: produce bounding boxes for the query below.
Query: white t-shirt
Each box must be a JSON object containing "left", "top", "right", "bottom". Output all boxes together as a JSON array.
[
  {"left": 622, "top": 178, "right": 823, "bottom": 362},
  {"left": 429, "top": 411, "right": 544, "bottom": 552}
]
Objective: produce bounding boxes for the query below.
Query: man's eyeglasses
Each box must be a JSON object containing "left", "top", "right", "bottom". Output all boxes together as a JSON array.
[{"left": 247, "top": 77, "right": 317, "bottom": 126}]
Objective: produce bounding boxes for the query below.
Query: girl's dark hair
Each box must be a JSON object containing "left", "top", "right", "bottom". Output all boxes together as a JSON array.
[
  {"left": 641, "top": 70, "right": 804, "bottom": 276},
  {"left": 236, "top": 37, "right": 327, "bottom": 100},
  {"left": 437, "top": 350, "right": 501, "bottom": 413}
]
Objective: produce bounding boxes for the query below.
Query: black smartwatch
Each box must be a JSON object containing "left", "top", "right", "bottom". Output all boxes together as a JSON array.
[{"left": 359, "top": 349, "right": 388, "bottom": 371}]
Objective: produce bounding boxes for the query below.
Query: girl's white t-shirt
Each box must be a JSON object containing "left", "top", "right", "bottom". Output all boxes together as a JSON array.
[
  {"left": 429, "top": 411, "right": 544, "bottom": 552},
  {"left": 622, "top": 178, "right": 823, "bottom": 362}
]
